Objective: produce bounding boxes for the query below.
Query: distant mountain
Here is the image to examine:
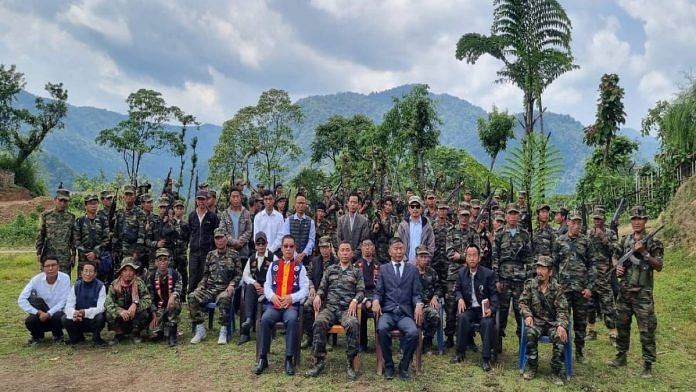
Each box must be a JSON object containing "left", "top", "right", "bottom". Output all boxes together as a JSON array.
[{"left": 14, "top": 86, "right": 660, "bottom": 194}]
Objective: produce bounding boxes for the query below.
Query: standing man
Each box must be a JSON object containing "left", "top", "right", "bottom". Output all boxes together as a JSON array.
[
  {"left": 314, "top": 202, "right": 337, "bottom": 254},
  {"left": 172, "top": 199, "right": 190, "bottom": 298},
  {"left": 113, "top": 185, "right": 145, "bottom": 271},
  {"left": 36, "top": 188, "right": 76, "bottom": 276},
  {"left": 149, "top": 248, "right": 183, "bottom": 347},
  {"left": 97, "top": 190, "right": 114, "bottom": 222},
  {"left": 207, "top": 190, "right": 221, "bottom": 216},
  {"left": 492, "top": 203, "right": 534, "bottom": 348},
  {"left": 372, "top": 238, "right": 423, "bottom": 381},
  {"left": 609, "top": 206, "right": 663, "bottom": 378},
  {"left": 552, "top": 210, "right": 594, "bottom": 363},
  {"left": 423, "top": 191, "right": 438, "bottom": 222},
  {"left": 444, "top": 209, "right": 474, "bottom": 347},
  {"left": 62, "top": 262, "right": 107, "bottom": 346},
  {"left": 371, "top": 197, "right": 399, "bottom": 264},
  {"left": 451, "top": 245, "right": 498, "bottom": 371},
  {"left": 253, "top": 190, "right": 285, "bottom": 255},
  {"left": 306, "top": 242, "right": 365, "bottom": 380},
  {"left": 431, "top": 204, "right": 453, "bottom": 288},
  {"left": 519, "top": 256, "right": 569, "bottom": 385},
  {"left": 187, "top": 190, "right": 221, "bottom": 294},
  {"left": 255, "top": 235, "right": 309, "bottom": 376},
  {"left": 533, "top": 204, "right": 556, "bottom": 258},
  {"left": 139, "top": 193, "right": 157, "bottom": 272},
  {"left": 554, "top": 207, "right": 569, "bottom": 236},
  {"left": 415, "top": 245, "right": 443, "bottom": 355},
  {"left": 279, "top": 193, "right": 316, "bottom": 265},
  {"left": 219, "top": 188, "right": 253, "bottom": 261},
  {"left": 397, "top": 195, "right": 435, "bottom": 265},
  {"left": 145, "top": 197, "right": 178, "bottom": 273},
  {"left": 337, "top": 192, "right": 370, "bottom": 260},
  {"left": 73, "top": 193, "right": 110, "bottom": 277}
]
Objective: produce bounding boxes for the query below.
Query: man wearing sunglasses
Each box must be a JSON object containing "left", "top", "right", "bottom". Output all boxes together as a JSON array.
[{"left": 397, "top": 196, "right": 435, "bottom": 265}]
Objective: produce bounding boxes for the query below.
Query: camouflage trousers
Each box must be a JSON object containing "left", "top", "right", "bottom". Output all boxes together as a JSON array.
[
  {"left": 312, "top": 307, "right": 359, "bottom": 360},
  {"left": 616, "top": 288, "right": 657, "bottom": 363},
  {"left": 106, "top": 309, "right": 150, "bottom": 336},
  {"left": 498, "top": 280, "right": 524, "bottom": 338},
  {"left": 187, "top": 288, "right": 232, "bottom": 326},
  {"left": 174, "top": 254, "right": 188, "bottom": 299},
  {"left": 445, "top": 280, "right": 459, "bottom": 337},
  {"left": 151, "top": 301, "right": 181, "bottom": 334},
  {"left": 525, "top": 323, "right": 566, "bottom": 373},
  {"left": 564, "top": 290, "right": 588, "bottom": 351},
  {"left": 422, "top": 305, "right": 440, "bottom": 340},
  {"left": 587, "top": 270, "right": 616, "bottom": 329},
  {"left": 432, "top": 256, "right": 449, "bottom": 284}
]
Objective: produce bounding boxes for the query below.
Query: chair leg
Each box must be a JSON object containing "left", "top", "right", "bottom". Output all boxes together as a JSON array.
[
  {"left": 519, "top": 317, "right": 527, "bottom": 373},
  {"left": 416, "top": 330, "right": 423, "bottom": 373},
  {"left": 566, "top": 323, "right": 573, "bottom": 379},
  {"left": 437, "top": 302, "right": 445, "bottom": 354},
  {"left": 375, "top": 328, "right": 383, "bottom": 375},
  {"left": 208, "top": 307, "right": 215, "bottom": 330}
]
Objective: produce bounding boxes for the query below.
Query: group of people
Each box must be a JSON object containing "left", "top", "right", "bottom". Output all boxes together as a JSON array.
[{"left": 19, "top": 181, "right": 663, "bottom": 384}]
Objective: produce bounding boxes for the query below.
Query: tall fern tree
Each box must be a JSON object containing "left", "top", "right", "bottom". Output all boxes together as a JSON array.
[
  {"left": 502, "top": 132, "right": 562, "bottom": 206},
  {"left": 455, "top": 0, "right": 578, "bottom": 135}
]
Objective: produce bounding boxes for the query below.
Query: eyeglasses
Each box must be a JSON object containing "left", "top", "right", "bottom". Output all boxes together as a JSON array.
[
  {"left": 282, "top": 244, "right": 295, "bottom": 249},
  {"left": 255, "top": 241, "right": 267, "bottom": 245},
  {"left": 409, "top": 204, "right": 421, "bottom": 209}
]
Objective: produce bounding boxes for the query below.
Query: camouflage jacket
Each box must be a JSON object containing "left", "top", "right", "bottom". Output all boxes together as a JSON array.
[
  {"left": 492, "top": 226, "right": 534, "bottom": 282},
  {"left": 145, "top": 215, "right": 178, "bottom": 253},
  {"left": 317, "top": 263, "right": 365, "bottom": 311},
  {"left": 431, "top": 219, "right": 452, "bottom": 261},
  {"left": 446, "top": 226, "right": 475, "bottom": 280},
  {"left": 36, "top": 209, "right": 76, "bottom": 264},
  {"left": 553, "top": 233, "right": 595, "bottom": 292},
  {"left": 114, "top": 205, "right": 145, "bottom": 255},
  {"left": 72, "top": 214, "right": 110, "bottom": 263},
  {"left": 104, "top": 277, "right": 152, "bottom": 318},
  {"left": 315, "top": 218, "right": 337, "bottom": 251},
  {"left": 519, "top": 278, "right": 569, "bottom": 329},
  {"left": 371, "top": 213, "right": 399, "bottom": 254},
  {"left": 172, "top": 217, "right": 190, "bottom": 258},
  {"left": 533, "top": 224, "right": 556, "bottom": 258},
  {"left": 199, "top": 248, "right": 242, "bottom": 292},
  {"left": 418, "top": 266, "right": 443, "bottom": 303},
  {"left": 587, "top": 227, "right": 619, "bottom": 272},
  {"left": 614, "top": 230, "right": 663, "bottom": 291},
  {"left": 218, "top": 207, "right": 253, "bottom": 256}
]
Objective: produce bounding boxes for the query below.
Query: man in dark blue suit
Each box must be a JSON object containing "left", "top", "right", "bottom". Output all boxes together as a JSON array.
[
  {"left": 372, "top": 238, "right": 423, "bottom": 380},
  {"left": 451, "top": 244, "right": 499, "bottom": 371}
]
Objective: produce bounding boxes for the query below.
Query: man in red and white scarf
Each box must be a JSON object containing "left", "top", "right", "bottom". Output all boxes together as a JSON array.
[
  {"left": 148, "top": 248, "right": 182, "bottom": 346},
  {"left": 104, "top": 257, "right": 152, "bottom": 345}
]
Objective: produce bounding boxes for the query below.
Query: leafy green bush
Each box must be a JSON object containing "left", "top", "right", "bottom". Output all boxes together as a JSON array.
[
  {"left": 0, "top": 154, "right": 47, "bottom": 196},
  {"left": 0, "top": 212, "right": 38, "bottom": 247}
]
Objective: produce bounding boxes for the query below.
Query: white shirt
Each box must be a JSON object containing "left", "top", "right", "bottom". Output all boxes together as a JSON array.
[
  {"left": 242, "top": 251, "right": 278, "bottom": 285},
  {"left": 18, "top": 272, "right": 71, "bottom": 316},
  {"left": 469, "top": 269, "right": 480, "bottom": 308},
  {"left": 64, "top": 282, "right": 106, "bottom": 320},
  {"left": 391, "top": 261, "right": 403, "bottom": 280},
  {"left": 253, "top": 209, "right": 285, "bottom": 252},
  {"left": 263, "top": 258, "right": 309, "bottom": 305}
]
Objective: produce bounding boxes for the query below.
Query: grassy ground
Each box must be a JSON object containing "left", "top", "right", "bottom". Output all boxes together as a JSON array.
[{"left": 0, "top": 249, "right": 694, "bottom": 391}]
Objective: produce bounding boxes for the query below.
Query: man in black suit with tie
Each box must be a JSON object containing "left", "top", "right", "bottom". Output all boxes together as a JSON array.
[
  {"left": 451, "top": 244, "right": 498, "bottom": 371},
  {"left": 372, "top": 238, "right": 423, "bottom": 380}
]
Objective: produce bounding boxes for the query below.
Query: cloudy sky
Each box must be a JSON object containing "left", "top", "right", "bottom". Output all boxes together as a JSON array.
[{"left": 1, "top": 0, "right": 694, "bottom": 130}]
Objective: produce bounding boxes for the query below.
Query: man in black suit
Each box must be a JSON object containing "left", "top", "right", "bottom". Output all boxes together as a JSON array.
[
  {"left": 372, "top": 238, "right": 423, "bottom": 380},
  {"left": 337, "top": 192, "right": 370, "bottom": 260},
  {"left": 451, "top": 244, "right": 498, "bottom": 371}
]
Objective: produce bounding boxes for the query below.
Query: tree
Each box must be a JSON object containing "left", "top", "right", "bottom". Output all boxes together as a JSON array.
[
  {"left": 311, "top": 114, "right": 374, "bottom": 166},
  {"left": 171, "top": 107, "right": 199, "bottom": 194},
  {"left": 584, "top": 74, "right": 626, "bottom": 167},
  {"left": 380, "top": 84, "right": 440, "bottom": 190},
  {"left": 577, "top": 135, "right": 638, "bottom": 205},
  {"left": 0, "top": 64, "right": 68, "bottom": 170},
  {"left": 502, "top": 132, "right": 563, "bottom": 205},
  {"left": 455, "top": 0, "right": 577, "bottom": 135},
  {"left": 208, "top": 106, "right": 260, "bottom": 188},
  {"left": 477, "top": 106, "right": 516, "bottom": 170},
  {"left": 95, "top": 89, "right": 178, "bottom": 184}
]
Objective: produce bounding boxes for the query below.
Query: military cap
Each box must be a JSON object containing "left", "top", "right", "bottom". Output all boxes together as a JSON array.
[
  {"left": 174, "top": 199, "right": 184, "bottom": 208},
  {"left": 553, "top": 206, "right": 569, "bottom": 215},
  {"left": 100, "top": 190, "right": 114, "bottom": 199},
  {"left": 416, "top": 245, "right": 430, "bottom": 256},
  {"left": 140, "top": 193, "right": 153, "bottom": 203},
  {"left": 629, "top": 206, "right": 648, "bottom": 219},
  {"left": 568, "top": 209, "right": 583, "bottom": 221},
  {"left": 315, "top": 202, "right": 327, "bottom": 211},
  {"left": 437, "top": 203, "right": 449, "bottom": 209},
  {"left": 155, "top": 248, "right": 170, "bottom": 258},
  {"left": 117, "top": 257, "right": 139, "bottom": 274},
  {"left": 276, "top": 195, "right": 288, "bottom": 202},
  {"left": 318, "top": 236, "right": 332, "bottom": 247},
  {"left": 424, "top": 189, "right": 435, "bottom": 197},
  {"left": 519, "top": 191, "right": 527, "bottom": 196},
  {"left": 494, "top": 214, "right": 505, "bottom": 223},
  {"left": 535, "top": 255, "right": 553, "bottom": 268},
  {"left": 592, "top": 207, "right": 606, "bottom": 220},
  {"left": 83, "top": 193, "right": 98, "bottom": 203},
  {"left": 536, "top": 203, "right": 551, "bottom": 213},
  {"left": 208, "top": 190, "right": 217, "bottom": 198},
  {"left": 490, "top": 201, "right": 500, "bottom": 210},
  {"left": 213, "top": 227, "right": 226, "bottom": 238},
  {"left": 123, "top": 184, "right": 136, "bottom": 194},
  {"left": 56, "top": 188, "right": 71, "bottom": 201},
  {"left": 505, "top": 203, "right": 520, "bottom": 213},
  {"left": 198, "top": 182, "right": 209, "bottom": 189},
  {"left": 255, "top": 231, "right": 268, "bottom": 244},
  {"left": 158, "top": 197, "right": 170, "bottom": 207},
  {"left": 459, "top": 201, "right": 471, "bottom": 210},
  {"left": 408, "top": 195, "right": 423, "bottom": 207},
  {"left": 458, "top": 209, "right": 471, "bottom": 216},
  {"left": 195, "top": 190, "right": 208, "bottom": 199},
  {"left": 470, "top": 199, "right": 481, "bottom": 208},
  {"left": 464, "top": 190, "right": 472, "bottom": 195}
]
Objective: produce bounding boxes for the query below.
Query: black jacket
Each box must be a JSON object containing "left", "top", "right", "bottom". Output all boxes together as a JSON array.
[
  {"left": 187, "top": 210, "right": 220, "bottom": 254},
  {"left": 454, "top": 265, "right": 498, "bottom": 314}
]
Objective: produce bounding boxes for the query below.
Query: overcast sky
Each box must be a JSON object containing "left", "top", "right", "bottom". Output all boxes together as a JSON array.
[{"left": 1, "top": 0, "right": 694, "bottom": 130}]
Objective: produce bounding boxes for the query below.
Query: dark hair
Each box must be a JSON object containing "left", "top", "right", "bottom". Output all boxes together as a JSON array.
[
  {"left": 389, "top": 237, "right": 404, "bottom": 247},
  {"left": 465, "top": 244, "right": 481, "bottom": 256},
  {"left": 229, "top": 187, "right": 241, "bottom": 196},
  {"left": 348, "top": 192, "right": 361, "bottom": 203},
  {"left": 41, "top": 255, "right": 59, "bottom": 266},
  {"left": 261, "top": 189, "right": 274, "bottom": 198},
  {"left": 82, "top": 261, "right": 96, "bottom": 271},
  {"left": 381, "top": 196, "right": 394, "bottom": 206},
  {"left": 281, "top": 234, "right": 295, "bottom": 244},
  {"left": 274, "top": 183, "right": 283, "bottom": 190},
  {"left": 338, "top": 241, "right": 352, "bottom": 250}
]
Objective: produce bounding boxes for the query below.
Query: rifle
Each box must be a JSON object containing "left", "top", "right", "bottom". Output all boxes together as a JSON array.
[
  {"left": 444, "top": 178, "right": 463, "bottom": 204},
  {"left": 610, "top": 198, "right": 625, "bottom": 234},
  {"left": 107, "top": 190, "right": 118, "bottom": 231},
  {"left": 579, "top": 199, "right": 588, "bottom": 234},
  {"left": 611, "top": 224, "right": 665, "bottom": 273},
  {"left": 508, "top": 178, "right": 514, "bottom": 205},
  {"left": 474, "top": 188, "right": 496, "bottom": 226}
]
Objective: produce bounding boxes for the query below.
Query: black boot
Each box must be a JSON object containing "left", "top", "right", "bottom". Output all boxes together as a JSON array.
[
  {"left": 240, "top": 317, "right": 252, "bottom": 335},
  {"left": 445, "top": 335, "right": 454, "bottom": 348},
  {"left": 169, "top": 326, "right": 178, "bottom": 347},
  {"left": 423, "top": 337, "right": 433, "bottom": 354},
  {"left": 641, "top": 362, "right": 652, "bottom": 378}
]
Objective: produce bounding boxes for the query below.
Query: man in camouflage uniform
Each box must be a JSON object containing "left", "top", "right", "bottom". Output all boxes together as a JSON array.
[
  {"left": 188, "top": 228, "right": 242, "bottom": 345},
  {"left": 415, "top": 245, "right": 442, "bottom": 354},
  {"left": 533, "top": 204, "right": 555, "bottom": 258},
  {"left": 306, "top": 242, "right": 365, "bottom": 380},
  {"left": 97, "top": 190, "right": 114, "bottom": 222},
  {"left": 172, "top": 199, "right": 190, "bottom": 298},
  {"left": 519, "top": 256, "right": 569, "bottom": 386},
  {"left": 139, "top": 193, "right": 157, "bottom": 273},
  {"left": 148, "top": 248, "right": 182, "bottom": 347},
  {"left": 552, "top": 210, "right": 594, "bottom": 363},
  {"left": 73, "top": 193, "right": 110, "bottom": 278},
  {"left": 423, "top": 191, "right": 438, "bottom": 222},
  {"left": 470, "top": 213, "right": 493, "bottom": 269},
  {"left": 314, "top": 203, "right": 337, "bottom": 254},
  {"left": 145, "top": 197, "right": 178, "bottom": 273},
  {"left": 431, "top": 204, "right": 453, "bottom": 286},
  {"left": 114, "top": 185, "right": 145, "bottom": 271},
  {"left": 492, "top": 203, "right": 534, "bottom": 347},
  {"left": 371, "top": 197, "right": 399, "bottom": 264},
  {"left": 105, "top": 258, "right": 152, "bottom": 345},
  {"left": 219, "top": 188, "right": 253, "bottom": 260},
  {"left": 554, "top": 207, "right": 569, "bottom": 236},
  {"left": 444, "top": 209, "right": 474, "bottom": 347},
  {"left": 36, "top": 188, "right": 76, "bottom": 276},
  {"left": 302, "top": 236, "right": 337, "bottom": 349},
  {"left": 586, "top": 207, "right": 619, "bottom": 343},
  {"left": 608, "top": 206, "right": 663, "bottom": 378}
]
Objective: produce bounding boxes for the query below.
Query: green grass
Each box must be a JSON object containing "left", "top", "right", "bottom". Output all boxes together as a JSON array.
[{"left": 0, "top": 249, "right": 694, "bottom": 391}]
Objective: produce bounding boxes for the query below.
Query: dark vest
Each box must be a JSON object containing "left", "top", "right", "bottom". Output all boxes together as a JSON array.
[
  {"left": 289, "top": 215, "right": 311, "bottom": 253},
  {"left": 248, "top": 250, "right": 273, "bottom": 284},
  {"left": 74, "top": 279, "right": 103, "bottom": 310}
]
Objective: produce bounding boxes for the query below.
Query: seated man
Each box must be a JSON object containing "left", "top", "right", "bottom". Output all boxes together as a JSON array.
[
  {"left": 414, "top": 245, "right": 443, "bottom": 355},
  {"left": 188, "top": 228, "right": 241, "bottom": 345},
  {"left": 18, "top": 255, "right": 71, "bottom": 345},
  {"left": 255, "top": 234, "right": 309, "bottom": 376},
  {"left": 105, "top": 257, "right": 152, "bottom": 344},
  {"left": 372, "top": 238, "right": 424, "bottom": 381},
  {"left": 62, "top": 262, "right": 107, "bottom": 346},
  {"left": 355, "top": 239, "right": 380, "bottom": 352},
  {"left": 306, "top": 242, "right": 365, "bottom": 380},
  {"left": 239, "top": 232, "right": 276, "bottom": 345},
  {"left": 301, "top": 236, "right": 336, "bottom": 349},
  {"left": 451, "top": 244, "right": 498, "bottom": 371},
  {"left": 519, "top": 255, "right": 569, "bottom": 386},
  {"left": 149, "top": 248, "right": 183, "bottom": 347}
]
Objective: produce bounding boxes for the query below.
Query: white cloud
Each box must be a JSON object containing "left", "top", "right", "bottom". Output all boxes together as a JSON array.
[
  {"left": 638, "top": 70, "right": 675, "bottom": 102},
  {"left": 60, "top": 0, "right": 133, "bottom": 44}
]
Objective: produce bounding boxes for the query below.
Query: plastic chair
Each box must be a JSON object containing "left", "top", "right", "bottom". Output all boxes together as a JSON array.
[
  {"left": 191, "top": 301, "right": 235, "bottom": 338},
  {"left": 315, "top": 306, "right": 362, "bottom": 370},
  {"left": 436, "top": 297, "right": 445, "bottom": 354},
  {"left": 518, "top": 318, "right": 573, "bottom": 379}
]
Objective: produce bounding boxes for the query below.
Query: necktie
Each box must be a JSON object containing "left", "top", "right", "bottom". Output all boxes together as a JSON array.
[{"left": 395, "top": 263, "right": 401, "bottom": 282}]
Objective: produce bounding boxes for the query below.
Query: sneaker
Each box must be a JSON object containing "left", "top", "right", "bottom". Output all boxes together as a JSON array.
[
  {"left": 218, "top": 326, "right": 228, "bottom": 345},
  {"left": 26, "top": 337, "right": 42, "bottom": 347},
  {"left": 133, "top": 336, "right": 143, "bottom": 344},
  {"left": 190, "top": 324, "right": 206, "bottom": 344}
]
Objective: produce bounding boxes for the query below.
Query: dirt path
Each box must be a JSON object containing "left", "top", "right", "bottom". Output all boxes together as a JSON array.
[{"left": 0, "top": 196, "right": 53, "bottom": 223}]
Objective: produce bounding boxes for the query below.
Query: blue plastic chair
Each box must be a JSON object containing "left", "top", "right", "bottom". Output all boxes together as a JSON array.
[
  {"left": 191, "top": 301, "right": 236, "bottom": 338},
  {"left": 518, "top": 319, "right": 572, "bottom": 379},
  {"left": 436, "top": 297, "right": 445, "bottom": 354}
]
